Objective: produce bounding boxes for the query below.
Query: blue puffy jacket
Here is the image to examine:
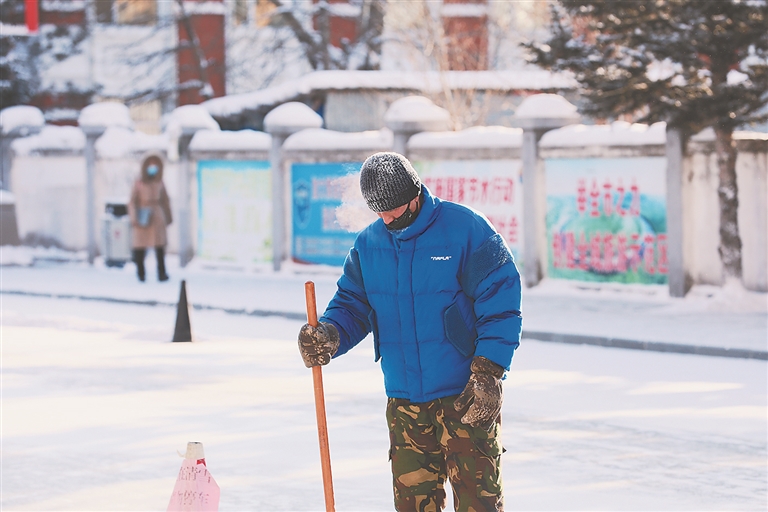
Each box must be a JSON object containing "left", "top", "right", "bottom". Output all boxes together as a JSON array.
[{"left": 320, "top": 185, "right": 522, "bottom": 403}]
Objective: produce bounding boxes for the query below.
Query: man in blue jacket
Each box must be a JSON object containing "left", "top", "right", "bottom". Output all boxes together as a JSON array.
[{"left": 299, "top": 152, "right": 522, "bottom": 511}]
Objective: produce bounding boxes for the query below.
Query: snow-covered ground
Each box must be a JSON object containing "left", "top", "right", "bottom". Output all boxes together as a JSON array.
[
  {"left": 1, "top": 252, "right": 767, "bottom": 511},
  {"left": 1, "top": 247, "right": 766, "bottom": 354},
  {"left": 2, "top": 292, "right": 766, "bottom": 511}
]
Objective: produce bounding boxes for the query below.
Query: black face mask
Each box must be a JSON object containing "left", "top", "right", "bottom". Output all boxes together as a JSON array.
[{"left": 385, "top": 202, "right": 420, "bottom": 231}]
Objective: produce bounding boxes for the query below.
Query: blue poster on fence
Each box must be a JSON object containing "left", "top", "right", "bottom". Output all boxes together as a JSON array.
[{"left": 292, "top": 162, "right": 361, "bottom": 266}]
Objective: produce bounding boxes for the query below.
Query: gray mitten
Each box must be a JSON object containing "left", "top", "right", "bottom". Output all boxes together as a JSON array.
[
  {"left": 454, "top": 356, "right": 504, "bottom": 431},
  {"left": 298, "top": 322, "right": 340, "bottom": 368}
]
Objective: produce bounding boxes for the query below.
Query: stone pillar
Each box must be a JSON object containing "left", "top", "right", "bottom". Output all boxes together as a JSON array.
[
  {"left": 177, "top": 131, "right": 196, "bottom": 267},
  {"left": 665, "top": 127, "right": 687, "bottom": 297},
  {"left": 82, "top": 127, "right": 106, "bottom": 264},
  {"left": 264, "top": 102, "right": 323, "bottom": 271},
  {"left": 0, "top": 106, "right": 44, "bottom": 191},
  {"left": 79, "top": 103, "right": 133, "bottom": 265},
  {"left": 513, "top": 94, "right": 579, "bottom": 288},
  {"left": 167, "top": 104, "right": 220, "bottom": 268},
  {"left": 384, "top": 96, "right": 450, "bottom": 157}
]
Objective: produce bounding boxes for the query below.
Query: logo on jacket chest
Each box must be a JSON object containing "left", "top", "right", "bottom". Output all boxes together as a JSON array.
[{"left": 430, "top": 255, "right": 452, "bottom": 261}]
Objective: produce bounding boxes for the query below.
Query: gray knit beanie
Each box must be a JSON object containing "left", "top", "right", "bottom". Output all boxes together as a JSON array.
[{"left": 359, "top": 152, "right": 422, "bottom": 213}]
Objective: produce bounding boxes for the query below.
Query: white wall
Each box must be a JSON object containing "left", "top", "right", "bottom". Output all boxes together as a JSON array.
[
  {"left": 684, "top": 138, "right": 768, "bottom": 291},
  {"left": 11, "top": 152, "right": 182, "bottom": 255},
  {"left": 8, "top": 123, "right": 767, "bottom": 292},
  {"left": 683, "top": 151, "right": 722, "bottom": 285},
  {"left": 11, "top": 154, "right": 87, "bottom": 249},
  {"left": 737, "top": 150, "right": 768, "bottom": 292}
]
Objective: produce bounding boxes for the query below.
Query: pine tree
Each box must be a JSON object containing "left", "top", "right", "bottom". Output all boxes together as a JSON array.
[{"left": 526, "top": 0, "right": 768, "bottom": 280}]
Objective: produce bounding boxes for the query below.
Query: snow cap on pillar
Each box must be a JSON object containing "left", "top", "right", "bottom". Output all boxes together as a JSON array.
[
  {"left": 0, "top": 105, "right": 44, "bottom": 136},
  {"left": 78, "top": 102, "right": 134, "bottom": 136},
  {"left": 264, "top": 102, "right": 323, "bottom": 136},
  {"left": 165, "top": 105, "right": 220, "bottom": 161},
  {"left": 167, "top": 105, "right": 220, "bottom": 135},
  {"left": 384, "top": 96, "right": 450, "bottom": 134},
  {"left": 513, "top": 94, "right": 580, "bottom": 131}
]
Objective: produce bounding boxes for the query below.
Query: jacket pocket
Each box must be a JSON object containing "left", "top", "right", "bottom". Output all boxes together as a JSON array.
[
  {"left": 443, "top": 301, "right": 477, "bottom": 358},
  {"left": 369, "top": 309, "right": 381, "bottom": 362}
]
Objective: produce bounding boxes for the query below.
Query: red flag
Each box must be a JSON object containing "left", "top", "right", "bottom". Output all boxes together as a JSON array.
[{"left": 25, "top": 0, "right": 38, "bottom": 33}]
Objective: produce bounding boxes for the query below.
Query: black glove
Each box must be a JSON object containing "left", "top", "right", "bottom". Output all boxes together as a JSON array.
[
  {"left": 298, "top": 322, "right": 340, "bottom": 368},
  {"left": 454, "top": 356, "right": 504, "bottom": 431}
]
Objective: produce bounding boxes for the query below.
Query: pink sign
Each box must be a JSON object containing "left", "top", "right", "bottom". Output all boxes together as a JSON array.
[{"left": 167, "top": 458, "right": 220, "bottom": 512}]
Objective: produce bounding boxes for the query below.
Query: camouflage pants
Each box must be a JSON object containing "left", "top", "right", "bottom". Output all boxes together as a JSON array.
[{"left": 386, "top": 395, "right": 503, "bottom": 512}]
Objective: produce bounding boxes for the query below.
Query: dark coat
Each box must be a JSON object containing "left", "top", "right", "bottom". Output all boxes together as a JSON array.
[{"left": 129, "top": 158, "right": 172, "bottom": 249}]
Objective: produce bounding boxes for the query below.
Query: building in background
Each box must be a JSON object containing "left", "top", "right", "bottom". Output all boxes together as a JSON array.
[
  {"left": 1, "top": 0, "right": 553, "bottom": 132},
  {"left": 0, "top": 0, "right": 227, "bottom": 130}
]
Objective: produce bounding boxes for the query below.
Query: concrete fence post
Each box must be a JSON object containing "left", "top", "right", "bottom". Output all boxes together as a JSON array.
[
  {"left": 177, "top": 132, "right": 196, "bottom": 268},
  {"left": 82, "top": 128, "right": 105, "bottom": 264},
  {"left": 513, "top": 94, "right": 580, "bottom": 288},
  {"left": 264, "top": 102, "right": 323, "bottom": 271},
  {"left": 167, "top": 105, "right": 220, "bottom": 268},
  {"left": 665, "top": 127, "right": 687, "bottom": 297},
  {"left": 384, "top": 96, "right": 450, "bottom": 157},
  {"left": 0, "top": 106, "right": 44, "bottom": 191},
  {"left": 79, "top": 103, "right": 133, "bottom": 265}
]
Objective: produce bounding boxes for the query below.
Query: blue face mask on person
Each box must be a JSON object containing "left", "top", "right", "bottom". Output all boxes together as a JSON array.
[{"left": 146, "top": 165, "right": 159, "bottom": 177}]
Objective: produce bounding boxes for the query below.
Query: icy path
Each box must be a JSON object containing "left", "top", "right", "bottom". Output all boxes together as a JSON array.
[{"left": 1, "top": 294, "right": 766, "bottom": 511}]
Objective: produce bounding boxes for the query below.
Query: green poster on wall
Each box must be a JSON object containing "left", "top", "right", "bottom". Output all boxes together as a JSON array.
[
  {"left": 546, "top": 157, "right": 668, "bottom": 284},
  {"left": 197, "top": 160, "right": 272, "bottom": 264}
]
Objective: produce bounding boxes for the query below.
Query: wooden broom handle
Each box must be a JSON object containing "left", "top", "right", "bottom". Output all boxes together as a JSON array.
[{"left": 305, "top": 281, "right": 335, "bottom": 512}]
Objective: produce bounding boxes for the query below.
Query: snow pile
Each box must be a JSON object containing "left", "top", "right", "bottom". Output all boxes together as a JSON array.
[
  {"left": 531, "top": 276, "right": 767, "bottom": 315},
  {"left": 175, "top": 0, "right": 226, "bottom": 15},
  {"left": 676, "top": 279, "right": 768, "bottom": 315},
  {"left": 90, "top": 25, "right": 175, "bottom": 100},
  {"left": 0, "top": 246, "right": 86, "bottom": 267},
  {"left": 515, "top": 93, "right": 579, "bottom": 119},
  {"left": 78, "top": 102, "right": 134, "bottom": 131},
  {"left": 541, "top": 121, "right": 667, "bottom": 147},
  {"left": 264, "top": 102, "right": 323, "bottom": 134},
  {"left": 189, "top": 129, "right": 272, "bottom": 152},
  {"left": 166, "top": 105, "right": 220, "bottom": 132},
  {"left": 283, "top": 128, "right": 392, "bottom": 151},
  {"left": 0, "top": 23, "right": 31, "bottom": 36},
  {"left": 165, "top": 106, "right": 220, "bottom": 161},
  {"left": 204, "top": 70, "right": 577, "bottom": 119},
  {"left": 11, "top": 125, "right": 86, "bottom": 155},
  {"left": 40, "top": 52, "right": 91, "bottom": 93},
  {"left": 0, "top": 106, "right": 45, "bottom": 134},
  {"left": 735, "top": 130, "right": 768, "bottom": 141},
  {"left": 692, "top": 128, "right": 768, "bottom": 143},
  {"left": 646, "top": 58, "right": 682, "bottom": 83},
  {"left": 384, "top": 96, "right": 450, "bottom": 126},
  {"left": 410, "top": 126, "right": 523, "bottom": 149},
  {"left": 95, "top": 126, "right": 168, "bottom": 159}
]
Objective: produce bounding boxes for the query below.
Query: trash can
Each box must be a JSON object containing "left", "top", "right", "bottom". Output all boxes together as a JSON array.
[{"left": 102, "top": 202, "right": 132, "bottom": 268}]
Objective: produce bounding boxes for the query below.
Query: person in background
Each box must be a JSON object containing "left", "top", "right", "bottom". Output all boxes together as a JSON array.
[
  {"left": 129, "top": 154, "right": 172, "bottom": 282},
  {"left": 298, "top": 152, "right": 522, "bottom": 511}
]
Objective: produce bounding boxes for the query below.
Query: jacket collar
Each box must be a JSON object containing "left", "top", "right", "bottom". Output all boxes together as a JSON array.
[{"left": 388, "top": 185, "right": 440, "bottom": 241}]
